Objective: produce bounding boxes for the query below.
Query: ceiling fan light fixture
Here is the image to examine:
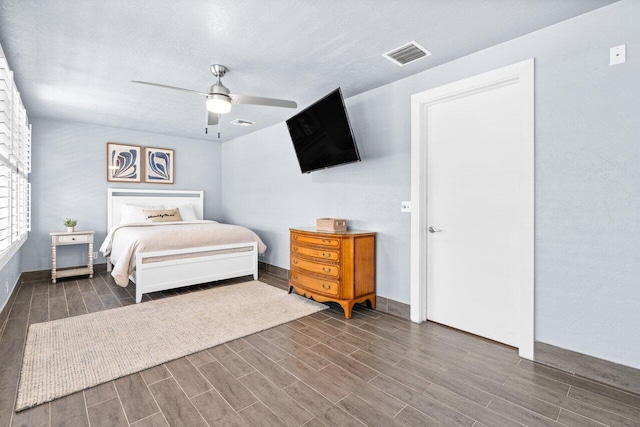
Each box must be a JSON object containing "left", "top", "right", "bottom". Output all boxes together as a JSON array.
[{"left": 206, "top": 94, "right": 231, "bottom": 114}]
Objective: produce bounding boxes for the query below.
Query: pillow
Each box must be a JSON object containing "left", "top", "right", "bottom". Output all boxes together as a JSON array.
[
  {"left": 165, "top": 204, "right": 199, "bottom": 221},
  {"left": 120, "top": 204, "right": 145, "bottom": 224},
  {"left": 142, "top": 208, "right": 183, "bottom": 223},
  {"left": 175, "top": 204, "right": 199, "bottom": 221},
  {"left": 119, "top": 204, "right": 163, "bottom": 225}
]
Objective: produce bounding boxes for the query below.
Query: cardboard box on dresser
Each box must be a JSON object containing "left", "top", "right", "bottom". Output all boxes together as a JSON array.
[{"left": 316, "top": 218, "right": 347, "bottom": 233}]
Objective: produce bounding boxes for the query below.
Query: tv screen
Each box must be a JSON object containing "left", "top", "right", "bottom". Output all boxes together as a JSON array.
[{"left": 286, "top": 88, "right": 360, "bottom": 174}]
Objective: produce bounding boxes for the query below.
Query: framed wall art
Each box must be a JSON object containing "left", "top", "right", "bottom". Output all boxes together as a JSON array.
[
  {"left": 106, "top": 142, "right": 142, "bottom": 182},
  {"left": 145, "top": 146, "right": 174, "bottom": 184}
]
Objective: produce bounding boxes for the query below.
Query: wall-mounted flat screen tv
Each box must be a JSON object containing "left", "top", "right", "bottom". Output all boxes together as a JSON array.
[{"left": 286, "top": 88, "right": 360, "bottom": 174}]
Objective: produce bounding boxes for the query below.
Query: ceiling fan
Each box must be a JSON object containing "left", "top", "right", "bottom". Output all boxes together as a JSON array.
[{"left": 132, "top": 64, "right": 297, "bottom": 137}]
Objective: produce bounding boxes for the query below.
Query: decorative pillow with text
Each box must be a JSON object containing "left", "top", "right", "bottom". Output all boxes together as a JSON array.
[{"left": 142, "top": 208, "right": 183, "bottom": 223}]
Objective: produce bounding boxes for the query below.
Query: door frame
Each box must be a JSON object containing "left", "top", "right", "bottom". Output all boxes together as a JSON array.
[{"left": 409, "top": 59, "right": 535, "bottom": 359}]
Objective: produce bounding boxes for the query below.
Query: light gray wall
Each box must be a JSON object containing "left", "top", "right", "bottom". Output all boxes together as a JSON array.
[
  {"left": 222, "top": 0, "right": 640, "bottom": 368},
  {"left": 0, "top": 250, "right": 22, "bottom": 314},
  {"left": 221, "top": 117, "right": 411, "bottom": 303},
  {"left": 21, "top": 118, "right": 222, "bottom": 272}
]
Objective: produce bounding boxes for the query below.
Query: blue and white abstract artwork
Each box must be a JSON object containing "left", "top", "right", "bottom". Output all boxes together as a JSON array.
[
  {"left": 107, "top": 143, "right": 141, "bottom": 182},
  {"left": 145, "top": 147, "right": 174, "bottom": 184}
]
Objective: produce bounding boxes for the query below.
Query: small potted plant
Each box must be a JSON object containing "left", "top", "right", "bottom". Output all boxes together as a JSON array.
[{"left": 64, "top": 218, "right": 77, "bottom": 233}]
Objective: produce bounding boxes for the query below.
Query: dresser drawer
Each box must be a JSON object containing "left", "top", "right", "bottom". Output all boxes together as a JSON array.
[
  {"left": 291, "top": 233, "right": 340, "bottom": 248},
  {"left": 290, "top": 271, "right": 339, "bottom": 297},
  {"left": 58, "top": 234, "right": 89, "bottom": 244},
  {"left": 291, "top": 256, "right": 339, "bottom": 278},
  {"left": 291, "top": 245, "right": 339, "bottom": 261}
]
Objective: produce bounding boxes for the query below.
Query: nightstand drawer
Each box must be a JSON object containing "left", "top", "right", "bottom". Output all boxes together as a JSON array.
[
  {"left": 58, "top": 234, "right": 89, "bottom": 244},
  {"left": 291, "top": 234, "right": 340, "bottom": 248},
  {"left": 290, "top": 271, "right": 339, "bottom": 297},
  {"left": 291, "top": 256, "right": 339, "bottom": 278},
  {"left": 291, "top": 245, "right": 339, "bottom": 261}
]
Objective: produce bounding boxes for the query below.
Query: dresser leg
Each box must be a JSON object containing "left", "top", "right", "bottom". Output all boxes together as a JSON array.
[
  {"left": 288, "top": 286, "right": 293, "bottom": 294},
  {"left": 340, "top": 301, "right": 354, "bottom": 319},
  {"left": 366, "top": 296, "right": 376, "bottom": 310}
]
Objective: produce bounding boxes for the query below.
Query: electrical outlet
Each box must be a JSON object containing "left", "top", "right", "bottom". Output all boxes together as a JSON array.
[
  {"left": 401, "top": 201, "right": 412, "bottom": 213},
  {"left": 92, "top": 251, "right": 98, "bottom": 260},
  {"left": 610, "top": 44, "right": 626, "bottom": 65}
]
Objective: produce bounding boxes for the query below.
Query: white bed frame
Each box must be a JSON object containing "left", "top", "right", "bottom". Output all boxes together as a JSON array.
[{"left": 107, "top": 189, "right": 258, "bottom": 303}]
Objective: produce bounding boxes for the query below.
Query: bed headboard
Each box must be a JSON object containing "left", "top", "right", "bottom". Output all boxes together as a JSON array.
[{"left": 107, "top": 188, "right": 204, "bottom": 230}]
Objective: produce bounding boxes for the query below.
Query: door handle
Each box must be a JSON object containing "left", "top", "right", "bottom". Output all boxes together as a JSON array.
[{"left": 428, "top": 226, "right": 442, "bottom": 233}]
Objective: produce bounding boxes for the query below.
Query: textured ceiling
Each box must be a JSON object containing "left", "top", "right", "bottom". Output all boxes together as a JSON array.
[{"left": 0, "top": 0, "right": 617, "bottom": 142}]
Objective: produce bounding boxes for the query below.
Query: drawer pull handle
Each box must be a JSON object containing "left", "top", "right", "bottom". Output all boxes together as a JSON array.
[
  {"left": 71, "top": 238, "right": 75, "bottom": 240},
  {"left": 293, "top": 235, "right": 298, "bottom": 240},
  {"left": 293, "top": 275, "right": 298, "bottom": 279},
  {"left": 322, "top": 283, "right": 331, "bottom": 290},
  {"left": 322, "top": 252, "right": 331, "bottom": 258},
  {"left": 293, "top": 247, "right": 298, "bottom": 251},
  {"left": 293, "top": 259, "right": 298, "bottom": 264},
  {"left": 322, "top": 267, "right": 331, "bottom": 273},
  {"left": 322, "top": 239, "right": 329, "bottom": 243}
]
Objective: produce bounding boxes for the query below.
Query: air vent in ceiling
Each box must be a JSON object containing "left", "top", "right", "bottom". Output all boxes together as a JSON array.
[
  {"left": 230, "top": 118, "right": 255, "bottom": 127},
  {"left": 382, "top": 41, "right": 431, "bottom": 66}
]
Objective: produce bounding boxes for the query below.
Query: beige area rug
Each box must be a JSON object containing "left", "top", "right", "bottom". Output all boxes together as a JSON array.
[{"left": 16, "top": 280, "right": 327, "bottom": 411}]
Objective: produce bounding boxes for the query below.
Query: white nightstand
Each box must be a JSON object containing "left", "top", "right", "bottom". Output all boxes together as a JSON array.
[{"left": 50, "top": 230, "right": 95, "bottom": 283}]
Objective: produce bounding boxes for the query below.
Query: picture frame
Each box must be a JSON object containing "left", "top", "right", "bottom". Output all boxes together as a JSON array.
[
  {"left": 144, "top": 146, "right": 175, "bottom": 184},
  {"left": 106, "top": 142, "right": 142, "bottom": 183}
]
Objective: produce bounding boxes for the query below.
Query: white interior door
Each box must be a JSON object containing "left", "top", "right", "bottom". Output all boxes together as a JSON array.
[{"left": 425, "top": 76, "right": 530, "bottom": 347}]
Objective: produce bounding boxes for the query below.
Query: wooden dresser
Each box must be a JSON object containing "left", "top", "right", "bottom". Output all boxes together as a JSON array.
[{"left": 289, "top": 227, "right": 376, "bottom": 319}]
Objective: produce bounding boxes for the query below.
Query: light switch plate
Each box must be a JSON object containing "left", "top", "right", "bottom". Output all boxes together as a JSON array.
[
  {"left": 401, "top": 201, "right": 412, "bottom": 213},
  {"left": 610, "top": 44, "right": 626, "bottom": 65}
]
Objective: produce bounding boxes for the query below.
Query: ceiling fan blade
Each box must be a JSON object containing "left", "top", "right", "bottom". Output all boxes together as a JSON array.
[
  {"left": 207, "top": 110, "right": 219, "bottom": 126},
  {"left": 229, "top": 94, "right": 297, "bottom": 109},
  {"left": 131, "top": 81, "right": 209, "bottom": 96}
]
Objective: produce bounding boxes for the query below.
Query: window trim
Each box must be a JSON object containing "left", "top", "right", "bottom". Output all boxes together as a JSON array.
[{"left": 0, "top": 45, "right": 31, "bottom": 270}]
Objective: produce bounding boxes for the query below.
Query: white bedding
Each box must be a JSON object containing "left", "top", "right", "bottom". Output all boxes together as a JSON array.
[{"left": 100, "top": 220, "right": 267, "bottom": 286}]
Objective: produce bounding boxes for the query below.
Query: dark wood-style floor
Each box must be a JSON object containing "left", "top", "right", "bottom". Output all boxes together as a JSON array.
[{"left": 1, "top": 272, "right": 640, "bottom": 427}]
